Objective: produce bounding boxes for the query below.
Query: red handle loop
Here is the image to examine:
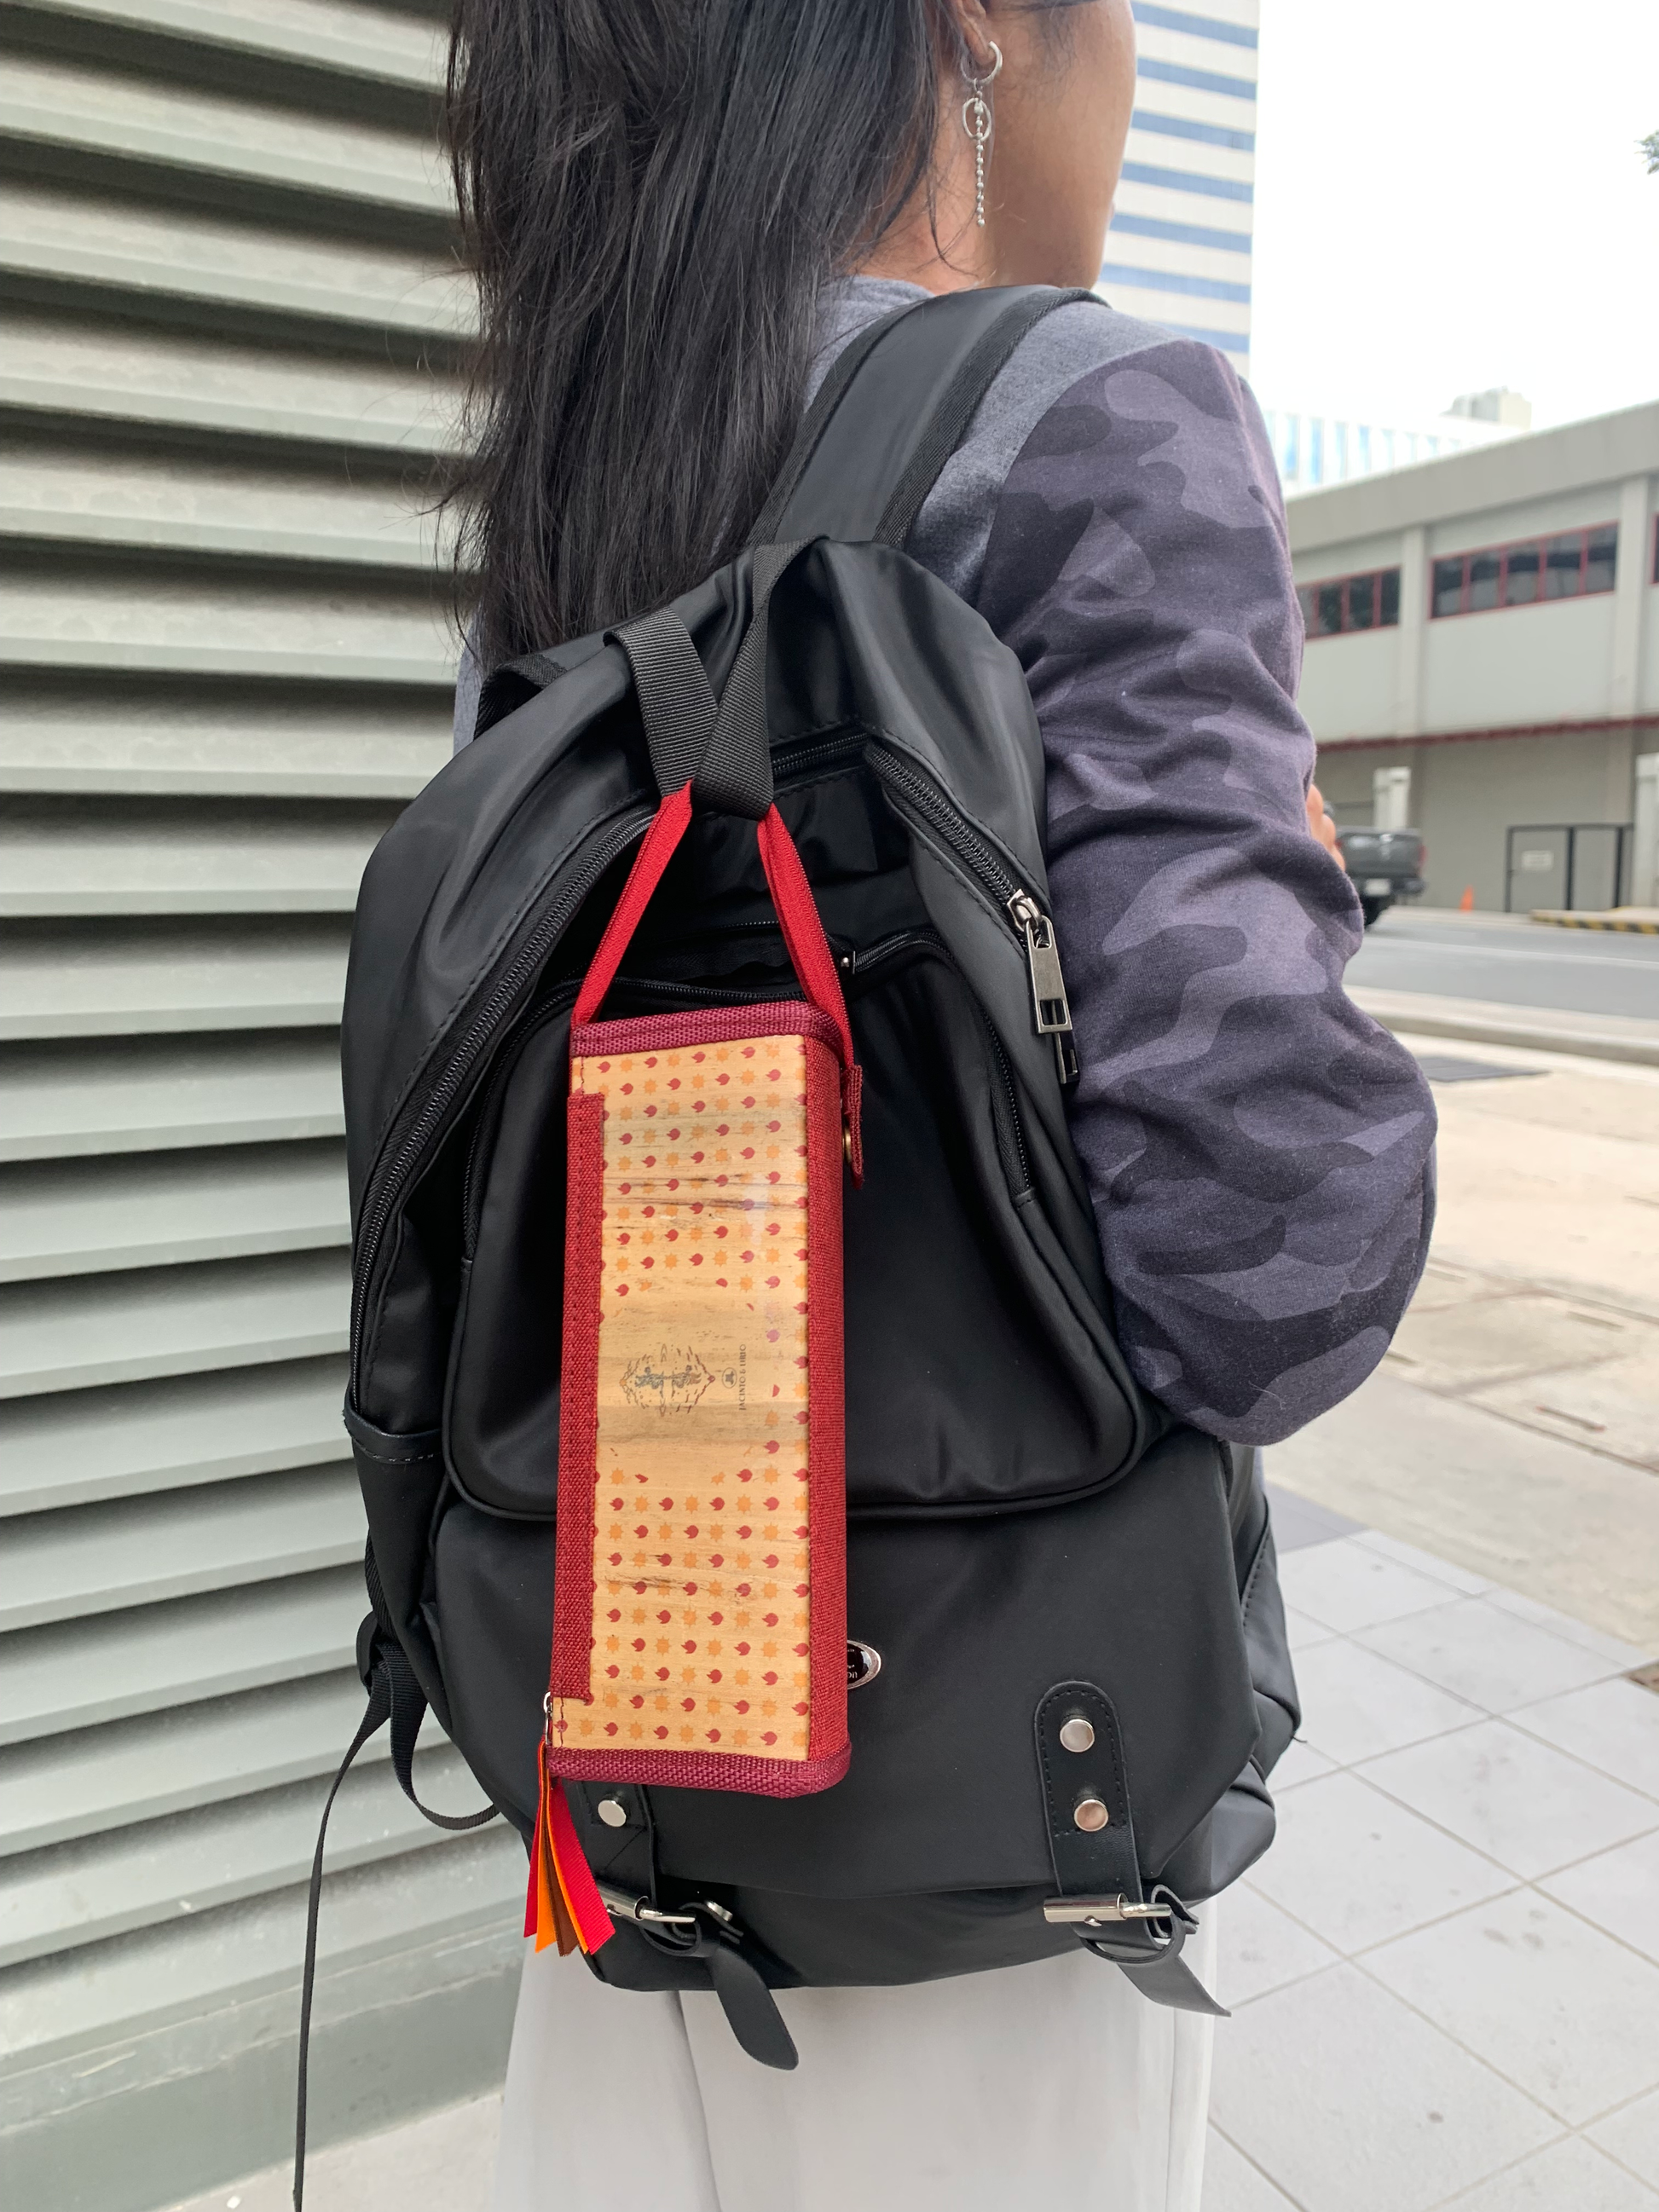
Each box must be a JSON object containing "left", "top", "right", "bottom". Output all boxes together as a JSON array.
[
  {"left": 569, "top": 783, "right": 694, "bottom": 1031},
  {"left": 569, "top": 788, "right": 863, "bottom": 1176}
]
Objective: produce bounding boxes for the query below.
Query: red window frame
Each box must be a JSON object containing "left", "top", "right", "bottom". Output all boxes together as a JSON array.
[
  {"left": 1296, "top": 565, "right": 1402, "bottom": 639},
  {"left": 1429, "top": 522, "right": 1618, "bottom": 620}
]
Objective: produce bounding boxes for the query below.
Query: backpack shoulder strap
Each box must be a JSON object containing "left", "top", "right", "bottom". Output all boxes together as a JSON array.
[{"left": 751, "top": 284, "right": 1097, "bottom": 550}]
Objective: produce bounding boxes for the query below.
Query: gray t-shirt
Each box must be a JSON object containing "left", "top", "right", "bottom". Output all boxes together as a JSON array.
[{"left": 456, "top": 278, "right": 1436, "bottom": 1445}]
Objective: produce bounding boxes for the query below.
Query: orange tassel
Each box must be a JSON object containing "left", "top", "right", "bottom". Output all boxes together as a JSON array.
[{"left": 537, "top": 1809, "right": 579, "bottom": 1955}]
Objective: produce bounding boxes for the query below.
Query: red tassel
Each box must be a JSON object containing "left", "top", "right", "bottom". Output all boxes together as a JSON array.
[
  {"left": 545, "top": 1763, "right": 616, "bottom": 1955},
  {"left": 528, "top": 1747, "right": 615, "bottom": 1956}
]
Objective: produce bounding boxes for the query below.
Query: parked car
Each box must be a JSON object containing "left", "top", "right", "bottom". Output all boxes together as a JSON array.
[{"left": 1336, "top": 826, "right": 1427, "bottom": 927}]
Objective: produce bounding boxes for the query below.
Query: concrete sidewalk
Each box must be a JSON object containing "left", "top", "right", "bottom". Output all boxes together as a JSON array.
[
  {"left": 171, "top": 1039, "right": 1659, "bottom": 2210},
  {"left": 170, "top": 1493, "right": 1659, "bottom": 2212},
  {"left": 1205, "top": 1496, "right": 1659, "bottom": 2211}
]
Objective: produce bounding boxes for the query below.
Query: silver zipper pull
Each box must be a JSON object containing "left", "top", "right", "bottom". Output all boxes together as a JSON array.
[{"left": 1008, "top": 891, "right": 1078, "bottom": 1088}]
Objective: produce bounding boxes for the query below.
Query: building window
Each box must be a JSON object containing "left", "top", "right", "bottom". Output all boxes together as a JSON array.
[
  {"left": 1297, "top": 566, "right": 1403, "bottom": 637},
  {"left": 1430, "top": 523, "right": 1619, "bottom": 618}
]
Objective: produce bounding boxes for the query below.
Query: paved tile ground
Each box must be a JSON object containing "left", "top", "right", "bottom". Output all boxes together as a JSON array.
[
  {"left": 1272, "top": 1041, "right": 1659, "bottom": 1654},
  {"left": 171, "top": 1497, "right": 1659, "bottom": 2212},
  {"left": 1205, "top": 1495, "right": 1659, "bottom": 2212}
]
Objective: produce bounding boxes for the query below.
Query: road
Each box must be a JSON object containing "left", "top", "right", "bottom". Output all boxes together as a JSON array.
[{"left": 1348, "top": 907, "right": 1659, "bottom": 1021}]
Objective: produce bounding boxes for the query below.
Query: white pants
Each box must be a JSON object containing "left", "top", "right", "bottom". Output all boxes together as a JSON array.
[{"left": 489, "top": 1912, "right": 1217, "bottom": 2212}]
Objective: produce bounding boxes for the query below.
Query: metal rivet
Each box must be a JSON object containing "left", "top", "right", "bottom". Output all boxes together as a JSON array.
[
  {"left": 1073, "top": 1796, "right": 1110, "bottom": 1833},
  {"left": 1059, "top": 1716, "right": 1095, "bottom": 1754},
  {"left": 596, "top": 1797, "right": 628, "bottom": 1828}
]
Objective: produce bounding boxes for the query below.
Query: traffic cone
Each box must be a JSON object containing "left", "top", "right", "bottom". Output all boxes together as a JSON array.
[{"left": 1460, "top": 886, "right": 1474, "bottom": 913}]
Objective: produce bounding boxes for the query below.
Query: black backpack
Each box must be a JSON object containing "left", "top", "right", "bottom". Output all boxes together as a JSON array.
[{"left": 322, "top": 285, "right": 1300, "bottom": 2092}]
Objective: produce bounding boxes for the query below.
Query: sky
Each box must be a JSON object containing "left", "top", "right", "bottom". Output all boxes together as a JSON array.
[{"left": 1248, "top": 0, "right": 1659, "bottom": 429}]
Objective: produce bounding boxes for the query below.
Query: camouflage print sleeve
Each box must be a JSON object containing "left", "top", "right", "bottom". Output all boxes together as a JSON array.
[{"left": 976, "top": 338, "right": 1436, "bottom": 1446}]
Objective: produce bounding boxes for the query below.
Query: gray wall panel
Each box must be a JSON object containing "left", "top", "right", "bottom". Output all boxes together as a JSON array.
[{"left": 0, "top": 8, "right": 512, "bottom": 2198}]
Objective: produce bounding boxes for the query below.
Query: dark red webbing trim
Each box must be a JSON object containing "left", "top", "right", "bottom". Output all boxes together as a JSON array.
[
  {"left": 571, "top": 1001, "right": 841, "bottom": 1061},
  {"left": 550, "top": 1087, "right": 605, "bottom": 1702},
  {"left": 546, "top": 1741, "right": 853, "bottom": 1799},
  {"left": 802, "top": 1034, "right": 849, "bottom": 1768}
]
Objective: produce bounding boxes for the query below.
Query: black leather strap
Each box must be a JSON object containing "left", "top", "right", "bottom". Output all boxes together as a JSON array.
[
  {"left": 1036, "top": 1679, "right": 1142, "bottom": 1896},
  {"left": 765, "top": 285, "right": 1097, "bottom": 549},
  {"left": 1034, "top": 1680, "right": 1227, "bottom": 2019},
  {"left": 703, "top": 1930, "right": 800, "bottom": 2070},
  {"left": 1079, "top": 1888, "right": 1225, "bottom": 2017}
]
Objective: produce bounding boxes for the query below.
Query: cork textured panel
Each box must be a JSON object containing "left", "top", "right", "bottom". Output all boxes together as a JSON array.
[{"left": 551, "top": 1034, "right": 815, "bottom": 1763}]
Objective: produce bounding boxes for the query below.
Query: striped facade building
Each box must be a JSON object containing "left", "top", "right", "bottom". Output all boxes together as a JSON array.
[{"left": 1104, "top": 0, "right": 1257, "bottom": 369}]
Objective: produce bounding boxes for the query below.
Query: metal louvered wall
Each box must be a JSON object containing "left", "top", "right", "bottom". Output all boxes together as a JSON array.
[{"left": 0, "top": 6, "right": 523, "bottom": 2204}]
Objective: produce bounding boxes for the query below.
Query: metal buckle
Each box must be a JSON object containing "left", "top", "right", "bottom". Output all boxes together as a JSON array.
[
  {"left": 597, "top": 1884, "right": 697, "bottom": 1931},
  {"left": 1043, "top": 1895, "right": 1175, "bottom": 1929}
]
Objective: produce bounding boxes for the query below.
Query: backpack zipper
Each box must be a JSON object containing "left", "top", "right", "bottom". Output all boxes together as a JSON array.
[
  {"left": 350, "top": 806, "right": 653, "bottom": 1396},
  {"left": 841, "top": 929, "right": 1032, "bottom": 1196},
  {"left": 866, "top": 747, "right": 1078, "bottom": 1087},
  {"left": 771, "top": 730, "right": 1076, "bottom": 1084},
  {"left": 358, "top": 740, "right": 1069, "bottom": 1388},
  {"left": 456, "top": 927, "right": 1035, "bottom": 1265},
  {"left": 459, "top": 984, "right": 580, "bottom": 1253}
]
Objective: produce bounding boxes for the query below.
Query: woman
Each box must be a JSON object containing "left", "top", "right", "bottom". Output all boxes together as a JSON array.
[{"left": 447, "top": 3, "right": 1436, "bottom": 2206}]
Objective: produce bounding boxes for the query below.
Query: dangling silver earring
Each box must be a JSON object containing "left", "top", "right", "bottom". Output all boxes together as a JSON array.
[{"left": 961, "top": 40, "right": 1002, "bottom": 229}]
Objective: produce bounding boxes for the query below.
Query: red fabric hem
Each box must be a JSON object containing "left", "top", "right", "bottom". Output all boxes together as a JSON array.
[
  {"left": 550, "top": 1088, "right": 604, "bottom": 1701},
  {"left": 546, "top": 1741, "right": 852, "bottom": 1799},
  {"left": 571, "top": 1001, "right": 841, "bottom": 1061},
  {"left": 803, "top": 1035, "right": 849, "bottom": 1764}
]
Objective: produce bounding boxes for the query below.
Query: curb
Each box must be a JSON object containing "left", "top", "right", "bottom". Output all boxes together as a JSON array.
[
  {"left": 1530, "top": 909, "right": 1659, "bottom": 935},
  {"left": 1349, "top": 989, "right": 1659, "bottom": 1069}
]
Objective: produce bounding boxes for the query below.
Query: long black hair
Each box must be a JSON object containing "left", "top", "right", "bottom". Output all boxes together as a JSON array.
[{"left": 446, "top": 0, "right": 960, "bottom": 665}]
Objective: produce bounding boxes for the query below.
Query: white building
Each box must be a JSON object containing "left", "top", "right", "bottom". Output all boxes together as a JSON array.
[
  {"left": 1287, "top": 402, "right": 1659, "bottom": 912},
  {"left": 1101, "top": 0, "right": 1257, "bottom": 372}
]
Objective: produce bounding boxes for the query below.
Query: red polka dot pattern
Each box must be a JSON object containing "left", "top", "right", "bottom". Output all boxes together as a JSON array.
[{"left": 551, "top": 1038, "right": 813, "bottom": 1761}]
